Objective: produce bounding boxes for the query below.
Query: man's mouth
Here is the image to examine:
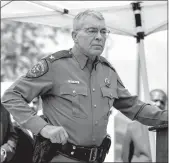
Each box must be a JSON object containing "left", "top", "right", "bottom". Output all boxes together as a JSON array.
[{"left": 92, "top": 45, "right": 102, "bottom": 48}]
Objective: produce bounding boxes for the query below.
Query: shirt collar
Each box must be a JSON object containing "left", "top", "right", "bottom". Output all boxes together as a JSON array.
[
  {"left": 70, "top": 49, "right": 102, "bottom": 70},
  {"left": 70, "top": 49, "right": 89, "bottom": 70},
  {"left": 75, "top": 53, "right": 89, "bottom": 70}
]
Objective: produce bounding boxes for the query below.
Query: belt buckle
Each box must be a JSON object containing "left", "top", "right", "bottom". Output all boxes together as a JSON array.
[{"left": 89, "top": 147, "right": 98, "bottom": 162}]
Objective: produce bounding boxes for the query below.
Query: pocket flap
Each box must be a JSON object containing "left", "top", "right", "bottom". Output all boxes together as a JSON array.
[
  {"left": 101, "top": 86, "right": 118, "bottom": 99},
  {"left": 60, "top": 84, "right": 88, "bottom": 96}
]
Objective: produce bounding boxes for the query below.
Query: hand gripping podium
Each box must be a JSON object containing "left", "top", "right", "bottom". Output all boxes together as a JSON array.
[{"left": 149, "top": 124, "right": 168, "bottom": 162}]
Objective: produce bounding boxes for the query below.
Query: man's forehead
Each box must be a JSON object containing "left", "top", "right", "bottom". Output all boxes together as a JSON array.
[
  {"left": 79, "top": 16, "right": 106, "bottom": 28},
  {"left": 151, "top": 91, "right": 166, "bottom": 101}
]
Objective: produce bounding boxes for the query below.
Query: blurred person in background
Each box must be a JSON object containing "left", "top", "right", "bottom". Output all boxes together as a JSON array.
[
  {"left": 121, "top": 89, "right": 167, "bottom": 162},
  {"left": 29, "top": 96, "right": 43, "bottom": 116},
  {"left": 150, "top": 89, "right": 167, "bottom": 111},
  {"left": 0, "top": 102, "right": 18, "bottom": 163},
  {"left": 0, "top": 102, "right": 34, "bottom": 163},
  {"left": 2, "top": 10, "right": 168, "bottom": 163},
  {"left": 27, "top": 96, "right": 43, "bottom": 138}
]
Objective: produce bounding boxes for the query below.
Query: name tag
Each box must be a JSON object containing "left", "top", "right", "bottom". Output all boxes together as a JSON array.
[{"left": 68, "top": 80, "right": 80, "bottom": 84}]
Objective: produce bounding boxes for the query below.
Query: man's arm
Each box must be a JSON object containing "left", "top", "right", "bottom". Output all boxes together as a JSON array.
[
  {"left": 1, "top": 59, "right": 53, "bottom": 135},
  {"left": 1, "top": 59, "right": 69, "bottom": 145},
  {"left": 113, "top": 74, "right": 167, "bottom": 126}
]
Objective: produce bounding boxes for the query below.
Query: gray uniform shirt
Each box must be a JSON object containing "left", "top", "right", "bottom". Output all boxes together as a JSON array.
[{"left": 2, "top": 50, "right": 167, "bottom": 147}]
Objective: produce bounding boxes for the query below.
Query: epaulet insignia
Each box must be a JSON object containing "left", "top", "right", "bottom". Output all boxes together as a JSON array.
[
  {"left": 26, "top": 60, "right": 48, "bottom": 78},
  {"left": 46, "top": 50, "right": 72, "bottom": 63},
  {"left": 99, "top": 56, "right": 115, "bottom": 72}
]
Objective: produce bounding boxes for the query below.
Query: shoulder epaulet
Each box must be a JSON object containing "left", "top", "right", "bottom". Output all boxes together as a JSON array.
[
  {"left": 99, "top": 56, "right": 115, "bottom": 72},
  {"left": 45, "top": 50, "right": 72, "bottom": 63},
  {"left": 99, "top": 56, "right": 125, "bottom": 87},
  {"left": 116, "top": 72, "right": 125, "bottom": 87}
]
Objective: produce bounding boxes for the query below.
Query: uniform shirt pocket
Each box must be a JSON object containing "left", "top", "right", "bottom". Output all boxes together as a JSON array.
[
  {"left": 101, "top": 86, "right": 118, "bottom": 108},
  {"left": 60, "top": 84, "right": 88, "bottom": 119}
]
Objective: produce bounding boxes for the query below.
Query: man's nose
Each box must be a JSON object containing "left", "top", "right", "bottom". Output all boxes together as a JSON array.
[
  {"left": 29, "top": 102, "right": 33, "bottom": 107},
  {"left": 155, "top": 101, "right": 162, "bottom": 107},
  {"left": 95, "top": 31, "right": 102, "bottom": 40}
]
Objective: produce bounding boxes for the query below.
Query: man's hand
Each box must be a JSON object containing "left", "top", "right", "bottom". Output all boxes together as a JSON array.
[
  {"left": 0, "top": 148, "right": 7, "bottom": 162},
  {"left": 40, "top": 125, "right": 69, "bottom": 145}
]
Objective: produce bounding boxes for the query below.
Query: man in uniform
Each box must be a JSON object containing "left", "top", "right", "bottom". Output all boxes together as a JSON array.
[
  {"left": 2, "top": 10, "right": 168, "bottom": 163},
  {"left": 121, "top": 89, "right": 167, "bottom": 162}
]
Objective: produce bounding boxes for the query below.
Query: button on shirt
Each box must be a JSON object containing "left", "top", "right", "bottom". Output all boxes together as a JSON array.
[{"left": 2, "top": 50, "right": 167, "bottom": 147}]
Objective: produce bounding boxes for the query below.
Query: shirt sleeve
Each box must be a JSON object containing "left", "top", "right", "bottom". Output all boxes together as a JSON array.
[
  {"left": 1, "top": 59, "right": 53, "bottom": 135},
  {"left": 113, "top": 73, "right": 168, "bottom": 126}
]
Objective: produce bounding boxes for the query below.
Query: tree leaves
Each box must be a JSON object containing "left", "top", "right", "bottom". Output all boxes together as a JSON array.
[{"left": 1, "top": 20, "right": 70, "bottom": 82}]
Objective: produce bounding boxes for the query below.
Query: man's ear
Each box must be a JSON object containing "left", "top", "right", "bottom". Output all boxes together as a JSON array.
[{"left": 72, "top": 31, "right": 78, "bottom": 43}]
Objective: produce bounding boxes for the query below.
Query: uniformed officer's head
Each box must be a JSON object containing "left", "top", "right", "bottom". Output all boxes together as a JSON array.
[
  {"left": 72, "top": 10, "right": 110, "bottom": 58},
  {"left": 150, "top": 89, "right": 167, "bottom": 110}
]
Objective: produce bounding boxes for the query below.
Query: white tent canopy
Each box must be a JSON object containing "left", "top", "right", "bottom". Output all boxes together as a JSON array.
[
  {"left": 1, "top": 1, "right": 167, "bottom": 36},
  {"left": 1, "top": 1, "right": 168, "bottom": 162}
]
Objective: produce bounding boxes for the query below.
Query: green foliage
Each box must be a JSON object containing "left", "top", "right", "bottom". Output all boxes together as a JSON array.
[{"left": 1, "top": 20, "right": 70, "bottom": 81}]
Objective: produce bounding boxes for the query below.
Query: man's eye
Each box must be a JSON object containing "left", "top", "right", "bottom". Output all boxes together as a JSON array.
[
  {"left": 101, "top": 30, "right": 107, "bottom": 34},
  {"left": 87, "top": 29, "right": 97, "bottom": 33}
]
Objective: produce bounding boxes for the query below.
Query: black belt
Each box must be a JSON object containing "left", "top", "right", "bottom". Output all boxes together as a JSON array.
[
  {"left": 33, "top": 134, "right": 111, "bottom": 163},
  {"left": 57, "top": 142, "right": 103, "bottom": 162}
]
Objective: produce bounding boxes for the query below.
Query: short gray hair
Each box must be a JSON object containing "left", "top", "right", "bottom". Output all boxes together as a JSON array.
[{"left": 73, "top": 10, "right": 105, "bottom": 31}]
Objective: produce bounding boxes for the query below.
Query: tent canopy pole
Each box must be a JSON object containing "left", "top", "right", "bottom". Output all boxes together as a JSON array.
[{"left": 132, "top": 2, "right": 156, "bottom": 162}]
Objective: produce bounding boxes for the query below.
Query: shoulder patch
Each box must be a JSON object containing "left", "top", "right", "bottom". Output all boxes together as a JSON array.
[
  {"left": 46, "top": 50, "right": 72, "bottom": 63},
  {"left": 99, "top": 56, "right": 115, "bottom": 72},
  {"left": 26, "top": 60, "right": 48, "bottom": 78}
]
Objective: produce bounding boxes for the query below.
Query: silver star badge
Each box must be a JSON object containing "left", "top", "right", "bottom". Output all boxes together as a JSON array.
[{"left": 105, "top": 78, "right": 111, "bottom": 87}]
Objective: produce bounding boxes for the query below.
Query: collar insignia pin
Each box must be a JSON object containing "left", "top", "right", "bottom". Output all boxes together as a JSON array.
[{"left": 49, "top": 55, "right": 54, "bottom": 60}]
